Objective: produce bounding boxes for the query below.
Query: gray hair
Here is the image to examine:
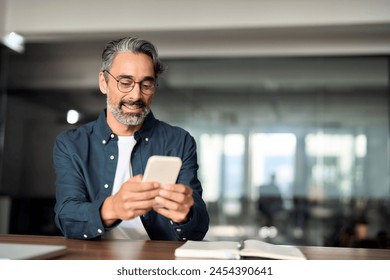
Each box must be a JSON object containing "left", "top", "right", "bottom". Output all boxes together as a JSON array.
[{"left": 100, "top": 37, "right": 165, "bottom": 78}]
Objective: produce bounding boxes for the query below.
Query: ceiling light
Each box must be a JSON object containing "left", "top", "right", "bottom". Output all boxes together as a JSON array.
[
  {"left": 1, "top": 32, "right": 25, "bottom": 53},
  {"left": 66, "top": 109, "right": 80, "bottom": 124}
]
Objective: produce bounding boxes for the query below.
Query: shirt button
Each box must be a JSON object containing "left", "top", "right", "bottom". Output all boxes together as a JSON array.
[
  {"left": 170, "top": 220, "right": 174, "bottom": 225},
  {"left": 102, "top": 140, "right": 106, "bottom": 145},
  {"left": 110, "top": 134, "right": 115, "bottom": 139},
  {"left": 182, "top": 238, "right": 187, "bottom": 241},
  {"left": 110, "top": 155, "right": 115, "bottom": 160},
  {"left": 97, "top": 229, "right": 103, "bottom": 234},
  {"left": 104, "top": 184, "right": 109, "bottom": 189},
  {"left": 176, "top": 228, "right": 181, "bottom": 232},
  {"left": 83, "top": 234, "right": 88, "bottom": 239},
  {"left": 145, "top": 138, "right": 149, "bottom": 142}
]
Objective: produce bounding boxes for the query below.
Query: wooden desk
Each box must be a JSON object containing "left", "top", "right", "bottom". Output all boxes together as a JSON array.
[{"left": 1, "top": 234, "right": 390, "bottom": 260}]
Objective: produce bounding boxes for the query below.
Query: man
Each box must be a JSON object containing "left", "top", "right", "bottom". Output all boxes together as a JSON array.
[
  {"left": 53, "top": 37, "right": 209, "bottom": 240},
  {"left": 257, "top": 173, "right": 283, "bottom": 227}
]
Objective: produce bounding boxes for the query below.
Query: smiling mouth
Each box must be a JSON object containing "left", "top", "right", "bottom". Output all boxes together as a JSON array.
[
  {"left": 123, "top": 103, "right": 142, "bottom": 110},
  {"left": 121, "top": 101, "right": 145, "bottom": 111}
]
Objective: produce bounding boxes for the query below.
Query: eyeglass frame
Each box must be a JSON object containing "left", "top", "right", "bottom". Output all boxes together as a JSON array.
[{"left": 102, "top": 70, "right": 157, "bottom": 96}]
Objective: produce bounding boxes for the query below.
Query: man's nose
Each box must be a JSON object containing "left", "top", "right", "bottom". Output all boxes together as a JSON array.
[{"left": 128, "top": 82, "right": 142, "bottom": 98}]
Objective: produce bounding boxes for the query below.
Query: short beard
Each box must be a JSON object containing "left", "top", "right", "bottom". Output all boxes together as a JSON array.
[{"left": 107, "top": 97, "right": 150, "bottom": 126}]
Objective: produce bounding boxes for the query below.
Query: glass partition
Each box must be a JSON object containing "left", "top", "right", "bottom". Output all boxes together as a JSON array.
[{"left": 3, "top": 51, "right": 389, "bottom": 247}]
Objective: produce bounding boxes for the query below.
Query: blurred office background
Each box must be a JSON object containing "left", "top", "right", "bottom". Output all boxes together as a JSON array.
[{"left": 1, "top": 0, "right": 390, "bottom": 248}]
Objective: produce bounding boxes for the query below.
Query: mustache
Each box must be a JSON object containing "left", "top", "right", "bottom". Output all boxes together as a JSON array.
[{"left": 120, "top": 99, "right": 146, "bottom": 108}]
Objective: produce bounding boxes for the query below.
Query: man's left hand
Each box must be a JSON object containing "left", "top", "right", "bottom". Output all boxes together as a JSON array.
[{"left": 153, "top": 184, "right": 194, "bottom": 223}]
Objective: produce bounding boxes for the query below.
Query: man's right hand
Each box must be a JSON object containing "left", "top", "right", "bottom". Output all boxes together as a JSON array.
[{"left": 100, "top": 174, "right": 160, "bottom": 226}]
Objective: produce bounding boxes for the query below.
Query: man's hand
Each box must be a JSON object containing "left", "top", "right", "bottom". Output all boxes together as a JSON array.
[
  {"left": 101, "top": 175, "right": 160, "bottom": 226},
  {"left": 153, "top": 184, "right": 194, "bottom": 223}
]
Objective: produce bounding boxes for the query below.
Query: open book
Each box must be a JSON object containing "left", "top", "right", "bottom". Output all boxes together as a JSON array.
[{"left": 175, "top": 239, "right": 306, "bottom": 260}]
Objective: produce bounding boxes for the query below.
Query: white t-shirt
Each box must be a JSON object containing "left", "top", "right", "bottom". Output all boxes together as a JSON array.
[{"left": 107, "top": 136, "right": 150, "bottom": 240}]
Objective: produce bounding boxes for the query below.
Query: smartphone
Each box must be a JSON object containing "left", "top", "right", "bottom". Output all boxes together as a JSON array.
[{"left": 142, "top": 155, "right": 182, "bottom": 184}]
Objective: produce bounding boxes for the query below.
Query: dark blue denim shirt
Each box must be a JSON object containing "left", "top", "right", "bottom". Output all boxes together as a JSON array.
[{"left": 53, "top": 109, "right": 209, "bottom": 240}]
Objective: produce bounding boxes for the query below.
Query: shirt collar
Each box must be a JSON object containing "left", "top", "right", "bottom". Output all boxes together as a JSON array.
[{"left": 134, "top": 110, "right": 157, "bottom": 142}]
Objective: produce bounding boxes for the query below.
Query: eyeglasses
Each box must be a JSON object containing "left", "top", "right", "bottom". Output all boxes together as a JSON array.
[{"left": 103, "top": 70, "right": 157, "bottom": 96}]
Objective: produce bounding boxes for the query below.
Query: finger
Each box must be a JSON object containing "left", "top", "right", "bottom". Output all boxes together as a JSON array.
[
  {"left": 154, "top": 196, "right": 179, "bottom": 211},
  {"left": 120, "top": 208, "right": 151, "bottom": 221},
  {"left": 123, "top": 199, "right": 157, "bottom": 210},
  {"left": 115, "top": 198, "right": 156, "bottom": 220},
  {"left": 113, "top": 205, "right": 150, "bottom": 221},
  {"left": 117, "top": 188, "right": 160, "bottom": 202},
  {"left": 158, "top": 186, "right": 193, "bottom": 205},
  {"left": 160, "top": 184, "right": 192, "bottom": 195},
  {"left": 158, "top": 189, "right": 187, "bottom": 204},
  {"left": 122, "top": 180, "right": 160, "bottom": 192},
  {"left": 153, "top": 206, "right": 189, "bottom": 223},
  {"left": 154, "top": 195, "right": 194, "bottom": 211}
]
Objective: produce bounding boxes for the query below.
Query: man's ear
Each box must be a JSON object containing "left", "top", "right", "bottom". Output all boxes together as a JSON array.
[{"left": 98, "top": 71, "right": 108, "bottom": 94}]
